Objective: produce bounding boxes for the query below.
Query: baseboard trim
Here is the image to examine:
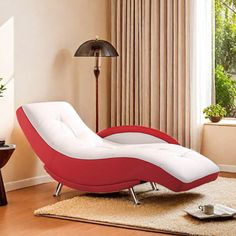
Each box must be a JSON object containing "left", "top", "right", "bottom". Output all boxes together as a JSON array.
[
  {"left": 219, "top": 164, "right": 236, "bottom": 173},
  {"left": 5, "top": 175, "right": 54, "bottom": 192},
  {"left": 4, "top": 165, "right": 236, "bottom": 192}
]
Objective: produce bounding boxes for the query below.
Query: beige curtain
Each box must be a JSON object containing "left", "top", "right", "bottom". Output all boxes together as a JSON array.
[{"left": 111, "top": 0, "right": 190, "bottom": 147}]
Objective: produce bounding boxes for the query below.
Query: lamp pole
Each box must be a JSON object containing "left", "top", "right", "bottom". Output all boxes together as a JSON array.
[{"left": 94, "top": 50, "right": 101, "bottom": 133}]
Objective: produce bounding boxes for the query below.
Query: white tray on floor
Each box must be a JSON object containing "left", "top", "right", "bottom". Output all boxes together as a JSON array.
[{"left": 185, "top": 204, "right": 236, "bottom": 220}]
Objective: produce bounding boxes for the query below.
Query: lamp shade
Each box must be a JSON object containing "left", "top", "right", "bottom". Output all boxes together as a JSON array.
[{"left": 74, "top": 39, "right": 119, "bottom": 57}]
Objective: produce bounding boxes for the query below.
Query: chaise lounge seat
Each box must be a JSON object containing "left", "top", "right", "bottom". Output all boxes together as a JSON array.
[{"left": 16, "top": 102, "right": 219, "bottom": 204}]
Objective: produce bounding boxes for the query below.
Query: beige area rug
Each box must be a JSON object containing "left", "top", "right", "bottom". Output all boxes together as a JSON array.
[{"left": 35, "top": 177, "right": 236, "bottom": 236}]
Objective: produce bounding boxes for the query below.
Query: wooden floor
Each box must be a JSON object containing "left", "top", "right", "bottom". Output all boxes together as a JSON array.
[{"left": 0, "top": 172, "right": 235, "bottom": 236}]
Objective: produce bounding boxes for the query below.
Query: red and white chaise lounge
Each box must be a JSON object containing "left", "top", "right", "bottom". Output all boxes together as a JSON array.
[{"left": 16, "top": 102, "right": 219, "bottom": 204}]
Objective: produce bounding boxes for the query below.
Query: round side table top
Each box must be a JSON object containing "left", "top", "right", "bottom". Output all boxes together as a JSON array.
[
  {"left": 0, "top": 144, "right": 16, "bottom": 151},
  {"left": 0, "top": 144, "right": 16, "bottom": 169}
]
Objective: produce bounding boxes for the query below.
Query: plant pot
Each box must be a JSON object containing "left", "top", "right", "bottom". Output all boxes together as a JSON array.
[{"left": 209, "top": 116, "right": 222, "bottom": 123}]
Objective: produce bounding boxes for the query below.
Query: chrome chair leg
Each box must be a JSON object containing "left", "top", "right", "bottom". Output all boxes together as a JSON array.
[
  {"left": 53, "top": 182, "right": 63, "bottom": 197},
  {"left": 150, "top": 182, "right": 158, "bottom": 191},
  {"left": 129, "top": 187, "right": 140, "bottom": 205}
]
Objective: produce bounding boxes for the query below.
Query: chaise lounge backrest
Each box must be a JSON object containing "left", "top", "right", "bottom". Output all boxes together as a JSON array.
[{"left": 17, "top": 102, "right": 103, "bottom": 158}]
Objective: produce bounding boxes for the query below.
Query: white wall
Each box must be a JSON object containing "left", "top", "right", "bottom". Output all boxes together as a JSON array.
[
  {"left": 0, "top": 0, "right": 111, "bottom": 186},
  {"left": 201, "top": 123, "right": 236, "bottom": 173}
]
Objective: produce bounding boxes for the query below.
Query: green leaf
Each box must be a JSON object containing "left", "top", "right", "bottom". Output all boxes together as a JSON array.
[
  {"left": 203, "top": 104, "right": 227, "bottom": 117},
  {"left": 0, "top": 78, "right": 6, "bottom": 97}
]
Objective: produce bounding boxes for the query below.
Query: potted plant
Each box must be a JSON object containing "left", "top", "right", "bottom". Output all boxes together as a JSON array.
[
  {"left": 0, "top": 78, "right": 6, "bottom": 97},
  {"left": 0, "top": 78, "right": 6, "bottom": 147},
  {"left": 203, "top": 104, "right": 227, "bottom": 123}
]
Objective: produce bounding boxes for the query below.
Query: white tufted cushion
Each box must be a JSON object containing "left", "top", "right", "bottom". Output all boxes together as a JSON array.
[{"left": 22, "top": 102, "right": 219, "bottom": 183}]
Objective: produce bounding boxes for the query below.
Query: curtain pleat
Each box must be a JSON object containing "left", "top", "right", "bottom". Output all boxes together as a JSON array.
[
  {"left": 166, "top": 0, "right": 173, "bottom": 136},
  {"left": 111, "top": 0, "right": 190, "bottom": 146}
]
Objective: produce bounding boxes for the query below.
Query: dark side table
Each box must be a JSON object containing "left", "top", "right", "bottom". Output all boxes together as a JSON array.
[{"left": 0, "top": 144, "right": 16, "bottom": 206}]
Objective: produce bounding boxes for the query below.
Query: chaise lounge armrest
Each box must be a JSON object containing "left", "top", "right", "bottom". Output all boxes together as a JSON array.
[{"left": 98, "top": 126, "right": 179, "bottom": 145}]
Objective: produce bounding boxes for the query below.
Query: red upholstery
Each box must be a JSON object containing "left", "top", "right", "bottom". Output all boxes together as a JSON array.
[{"left": 98, "top": 126, "right": 180, "bottom": 144}]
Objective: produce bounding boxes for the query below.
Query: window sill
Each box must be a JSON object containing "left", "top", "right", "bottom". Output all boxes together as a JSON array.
[{"left": 204, "top": 118, "right": 236, "bottom": 127}]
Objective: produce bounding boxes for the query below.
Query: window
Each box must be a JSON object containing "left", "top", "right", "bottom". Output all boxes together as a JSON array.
[{"left": 215, "top": 0, "right": 236, "bottom": 117}]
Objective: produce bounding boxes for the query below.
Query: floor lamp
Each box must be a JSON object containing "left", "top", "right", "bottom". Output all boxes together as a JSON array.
[{"left": 74, "top": 37, "right": 118, "bottom": 133}]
